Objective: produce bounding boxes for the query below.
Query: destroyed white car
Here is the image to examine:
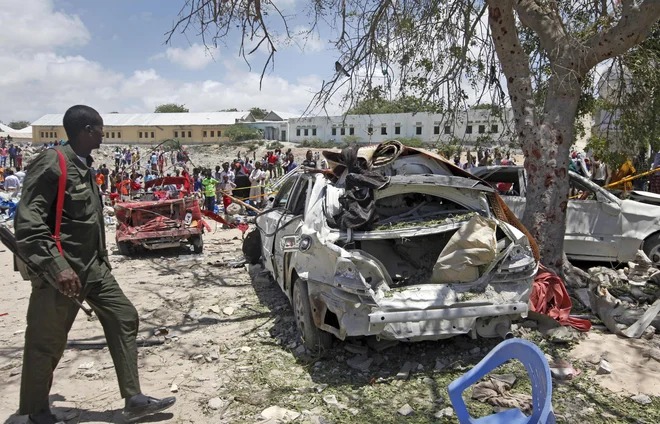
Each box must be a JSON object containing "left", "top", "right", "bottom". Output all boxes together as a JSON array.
[
  {"left": 243, "top": 145, "right": 538, "bottom": 351},
  {"left": 470, "top": 166, "right": 660, "bottom": 266}
]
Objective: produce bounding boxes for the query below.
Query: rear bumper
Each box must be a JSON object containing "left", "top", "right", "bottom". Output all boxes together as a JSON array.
[
  {"left": 116, "top": 227, "right": 203, "bottom": 243},
  {"left": 369, "top": 302, "right": 528, "bottom": 324}
]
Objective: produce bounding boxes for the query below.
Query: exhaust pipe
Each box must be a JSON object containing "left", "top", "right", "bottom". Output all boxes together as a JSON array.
[{"left": 496, "top": 323, "right": 514, "bottom": 340}]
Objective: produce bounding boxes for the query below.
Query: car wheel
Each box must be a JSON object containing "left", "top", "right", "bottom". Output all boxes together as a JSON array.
[
  {"left": 118, "top": 241, "right": 132, "bottom": 256},
  {"left": 242, "top": 230, "right": 262, "bottom": 265},
  {"left": 190, "top": 235, "right": 204, "bottom": 253},
  {"left": 292, "top": 278, "right": 333, "bottom": 353},
  {"left": 643, "top": 233, "right": 660, "bottom": 266}
]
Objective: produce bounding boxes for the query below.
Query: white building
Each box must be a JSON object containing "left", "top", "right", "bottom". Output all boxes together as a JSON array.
[{"left": 287, "top": 109, "right": 515, "bottom": 145}]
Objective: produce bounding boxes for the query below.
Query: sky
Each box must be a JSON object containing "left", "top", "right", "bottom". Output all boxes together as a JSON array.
[{"left": 0, "top": 0, "right": 341, "bottom": 122}]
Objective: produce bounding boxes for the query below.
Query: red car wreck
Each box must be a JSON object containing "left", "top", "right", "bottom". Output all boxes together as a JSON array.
[{"left": 114, "top": 176, "right": 209, "bottom": 255}]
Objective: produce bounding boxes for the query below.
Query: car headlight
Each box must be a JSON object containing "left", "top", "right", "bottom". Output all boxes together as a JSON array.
[
  {"left": 299, "top": 235, "right": 313, "bottom": 252},
  {"left": 492, "top": 240, "right": 538, "bottom": 282}
]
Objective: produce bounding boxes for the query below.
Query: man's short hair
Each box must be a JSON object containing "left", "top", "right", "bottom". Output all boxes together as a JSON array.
[{"left": 63, "top": 105, "right": 101, "bottom": 140}]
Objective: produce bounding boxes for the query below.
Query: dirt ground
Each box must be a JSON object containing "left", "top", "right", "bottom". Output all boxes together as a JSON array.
[
  {"left": 0, "top": 143, "right": 658, "bottom": 423},
  {"left": 0, "top": 226, "right": 659, "bottom": 423}
]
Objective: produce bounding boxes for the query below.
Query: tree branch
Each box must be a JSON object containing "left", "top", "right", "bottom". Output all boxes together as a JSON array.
[
  {"left": 584, "top": 0, "right": 660, "bottom": 68},
  {"left": 513, "top": 0, "right": 567, "bottom": 54}
]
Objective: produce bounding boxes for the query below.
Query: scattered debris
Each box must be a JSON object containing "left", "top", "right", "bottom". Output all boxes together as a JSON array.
[
  {"left": 597, "top": 360, "right": 613, "bottom": 375},
  {"left": 549, "top": 359, "right": 580, "bottom": 380},
  {"left": 396, "top": 362, "right": 414, "bottom": 380},
  {"left": 397, "top": 404, "right": 414, "bottom": 416},
  {"left": 223, "top": 307, "right": 235, "bottom": 316},
  {"left": 78, "top": 362, "right": 94, "bottom": 370},
  {"left": 434, "top": 407, "right": 454, "bottom": 418},
  {"left": 260, "top": 406, "right": 301, "bottom": 422},
  {"left": 170, "top": 383, "right": 178, "bottom": 393},
  {"left": 366, "top": 338, "right": 399, "bottom": 352},
  {"left": 631, "top": 394, "right": 652, "bottom": 405},
  {"left": 344, "top": 343, "right": 369, "bottom": 355},
  {"left": 471, "top": 374, "right": 532, "bottom": 413},
  {"left": 208, "top": 397, "right": 224, "bottom": 410},
  {"left": 208, "top": 305, "right": 221, "bottom": 314},
  {"left": 322, "top": 395, "right": 339, "bottom": 407},
  {"left": 346, "top": 355, "right": 373, "bottom": 372}
]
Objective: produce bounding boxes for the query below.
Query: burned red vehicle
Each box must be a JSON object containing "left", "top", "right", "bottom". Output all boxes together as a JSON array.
[{"left": 114, "top": 177, "right": 208, "bottom": 255}]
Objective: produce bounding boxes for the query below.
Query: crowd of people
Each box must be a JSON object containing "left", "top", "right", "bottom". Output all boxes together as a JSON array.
[
  {"left": 189, "top": 148, "right": 324, "bottom": 214},
  {"left": 0, "top": 137, "right": 26, "bottom": 195}
]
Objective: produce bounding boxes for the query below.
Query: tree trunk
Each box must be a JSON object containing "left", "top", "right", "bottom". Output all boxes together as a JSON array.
[
  {"left": 523, "top": 68, "right": 581, "bottom": 271},
  {"left": 487, "top": 2, "right": 583, "bottom": 274}
]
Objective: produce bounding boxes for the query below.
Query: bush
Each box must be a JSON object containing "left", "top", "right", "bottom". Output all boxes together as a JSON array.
[
  {"left": 395, "top": 137, "right": 425, "bottom": 148},
  {"left": 342, "top": 135, "right": 363, "bottom": 146},
  {"left": 299, "top": 139, "right": 340, "bottom": 149},
  {"left": 266, "top": 141, "right": 284, "bottom": 150},
  {"left": 225, "top": 124, "right": 262, "bottom": 142}
]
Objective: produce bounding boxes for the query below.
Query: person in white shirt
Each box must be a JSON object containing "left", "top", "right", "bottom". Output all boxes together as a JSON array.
[
  {"left": 4, "top": 168, "right": 20, "bottom": 192},
  {"left": 249, "top": 162, "right": 266, "bottom": 207},
  {"left": 14, "top": 167, "right": 26, "bottom": 185},
  {"left": 218, "top": 162, "right": 235, "bottom": 183}
]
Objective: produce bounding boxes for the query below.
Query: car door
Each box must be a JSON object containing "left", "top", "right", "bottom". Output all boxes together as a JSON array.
[
  {"left": 272, "top": 175, "right": 312, "bottom": 289},
  {"left": 564, "top": 174, "right": 622, "bottom": 261},
  {"left": 260, "top": 175, "right": 298, "bottom": 279}
]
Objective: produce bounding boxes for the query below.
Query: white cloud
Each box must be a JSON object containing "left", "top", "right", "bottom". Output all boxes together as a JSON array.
[
  {"left": 0, "top": 0, "right": 342, "bottom": 122},
  {"left": 291, "top": 26, "right": 325, "bottom": 53},
  {"left": 0, "top": 0, "right": 90, "bottom": 51},
  {"left": 152, "top": 44, "right": 218, "bottom": 70}
]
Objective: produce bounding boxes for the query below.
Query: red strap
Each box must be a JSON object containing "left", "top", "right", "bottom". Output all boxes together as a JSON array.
[{"left": 53, "top": 150, "right": 67, "bottom": 256}]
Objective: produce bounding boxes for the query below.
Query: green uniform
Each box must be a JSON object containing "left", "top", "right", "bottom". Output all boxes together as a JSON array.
[{"left": 15, "top": 144, "right": 141, "bottom": 415}]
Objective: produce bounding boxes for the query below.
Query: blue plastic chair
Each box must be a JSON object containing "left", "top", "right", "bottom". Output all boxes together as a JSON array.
[{"left": 448, "top": 338, "right": 555, "bottom": 424}]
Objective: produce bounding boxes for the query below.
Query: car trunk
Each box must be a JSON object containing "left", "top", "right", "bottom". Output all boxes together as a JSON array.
[{"left": 340, "top": 188, "right": 514, "bottom": 289}]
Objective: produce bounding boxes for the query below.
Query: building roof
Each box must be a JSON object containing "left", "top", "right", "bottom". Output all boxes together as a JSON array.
[
  {"left": 263, "top": 110, "right": 300, "bottom": 121},
  {"left": 31, "top": 112, "right": 251, "bottom": 127}
]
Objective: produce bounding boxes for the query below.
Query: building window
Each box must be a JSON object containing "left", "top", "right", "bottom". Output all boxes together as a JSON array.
[
  {"left": 478, "top": 125, "right": 485, "bottom": 134},
  {"left": 181, "top": 131, "right": 185, "bottom": 138},
  {"left": 41, "top": 132, "right": 44, "bottom": 138},
  {"left": 332, "top": 127, "right": 337, "bottom": 136},
  {"left": 381, "top": 126, "right": 387, "bottom": 135},
  {"left": 203, "top": 131, "right": 207, "bottom": 137},
  {"left": 416, "top": 126, "right": 422, "bottom": 135},
  {"left": 296, "top": 128, "right": 301, "bottom": 136},
  {"left": 174, "top": 131, "right": 179, "bottom": 138},
  {"left": 395, "top": 126, "right": 401, "bottom": 135},
  {"left": 466, "top": 125, "right": 472, "bottom": 134},
  {"left": 188, "top": 131, "right": 192, "bottom": 138},
  {"left": 491, "top": 124, "right": 499, "bottom": 133},
  {"left": 150, "top": 132, "right": 154, "bottom": 138},
  {"left": 349, "top": 127, "right": 355, "bottom": 135},
  {"left": 54, "top": 132, "right": 58, "bottom": 139},
  {"left": 312, "top": 128, "right": 317, "bottom": 136},
  {"left": 444, "top": 125, "right": 451, "bottom": 135},
  {"left": 118, "top": 132, "right": 121, "bottom": 138},
  {"left": 211, "top": 130, "right": 215, "bottom": 137},
  {"left": 368, "top": 126, "right": 373, "bottom": 135},
  {"left": 340, "top": 127, "right": 346, "bottom": 136},
  {"left": 434, "top": 125, "right": 440, "bottom": 135},
  {"left": 304, "top": 128, "right": 309, "bottom": 136},
  {"left": 139, "top": 132, "right": 142, "bottom": 138},
  {"left": 111, "top": 132, "right": 115, "bottom": 138},
  {"left": 218, "top": 130, "right": 221, "bottom": 137},
  {"left": 49, "top": 132, "right": 53, "bottom": 138}
]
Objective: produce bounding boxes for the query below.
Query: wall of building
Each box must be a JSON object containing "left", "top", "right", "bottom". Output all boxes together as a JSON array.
[
  {"left": 287, "top": 110, "right": 515, "bottom": 145},
  {"left": 32, "top": 125, "right": 236, "bottom": 144}
]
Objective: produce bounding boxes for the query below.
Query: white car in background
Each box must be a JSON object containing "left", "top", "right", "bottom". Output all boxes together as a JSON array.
[{"left": 470, "top": 166, "right": 660, "bottom": 266}]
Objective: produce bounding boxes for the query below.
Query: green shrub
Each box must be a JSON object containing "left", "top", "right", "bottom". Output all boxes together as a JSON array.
[
  {"left": 266, "top": 141, "right": 284, "bottom": 150},
  {"left": 395, "top": 137, "right": 425, "bottom": 148},
  {"left": 299, "top": 139, "right": 340, "bottom": 148},
  {"left": 225, "top": 124, "right": 262, "bottom": 142}
]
